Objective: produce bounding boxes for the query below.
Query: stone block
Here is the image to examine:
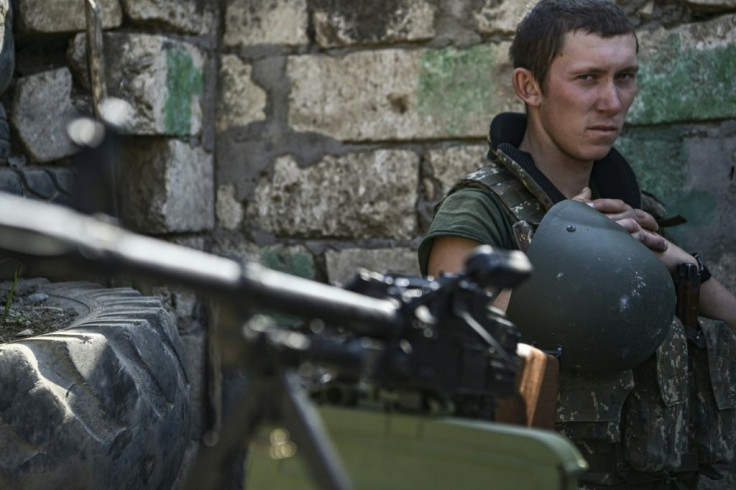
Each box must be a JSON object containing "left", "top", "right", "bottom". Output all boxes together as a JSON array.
[
  {"left": 121, "top": 0, "right": 217, "bottom": 35},
  {"left": 0, "top": 0, "right": 13, "bottom": 96},
  {"left": 258, "top": 246, "right": 317, "bottom": 280},
  {"left": 249, "top": 150, "right": 419, "bottom": 240},
  {"left": 216, "top": 183, "right": 244, "bottom": 231},
  {"left": 424, "top": 144, "right": 487, "bottom": 201},
  {"left": 681, "top": 0, "right": 736, "bottom": 7},
  {"left": 69, "top": 33, "right": 206, "bottom": 136},
  {"left": 11, "top": 68, "right": 79, "bottom": 163},
  {"left": 119, "top": 139, "right": 214, "bottom": 234},
  {"left": 630, "top": 14, "right": 736, "bottom": 124},
  {"left": 217, "top": 55, "right": 267, "bottom": 132},
  {"left": 223, "top": 0, "right": 308, "bottom": 48},
  {"left": 288, "top": 46, "right": 522, "bottom": 141},
  {"left": 326, "top": 248, "right": 421, "bottom": 286},
  {"left": 212, "top": 240, "right": 316, "bottom": 280},
  {"left": 474, "top": 0, "right": 531, "bottom": 36},
  {"left": 312, "top": 0, "right": 435, "bottom": 48},
  {"left": 16, "top": 0, "right": 122, "bottom": 33}
]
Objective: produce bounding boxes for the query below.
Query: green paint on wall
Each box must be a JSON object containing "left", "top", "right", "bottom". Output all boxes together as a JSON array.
[
  {"left": 629, "top": 35, "right": 736, "bottom": 124},
  {"left": 616, "top": 127, "right": 687, "bottom": 201},
  {"left": 165, "top": 49, "right": 204, "bottom": 135},
  {"left": 260, "top": 249, "right": 316, "bottom": 280},
  {"left": 664, "top": 189, "right": 717, "bottom": 249},
  {"left": 668, "top": 189, "right": 717, "bottom": 225},
  {"left": 417, "top": 45, "right": 498, "bottom": 136},
  {"left": 258, "top": 249, "right": 316, "bottom": 327}
]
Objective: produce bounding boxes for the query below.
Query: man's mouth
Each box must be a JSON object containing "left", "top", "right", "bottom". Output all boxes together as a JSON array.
[{"left": 588, "top": 125, "right": 618, "bottom": 133}]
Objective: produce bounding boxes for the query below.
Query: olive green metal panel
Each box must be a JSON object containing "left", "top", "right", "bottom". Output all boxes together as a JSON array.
[{"left": 245, "top": 406, "right": 587, "bottom": 489}]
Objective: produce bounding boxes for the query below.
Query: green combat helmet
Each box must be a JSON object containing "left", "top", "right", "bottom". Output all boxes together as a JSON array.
[{"left": 507, "top": 199, "right": 675, "bottom": 373}]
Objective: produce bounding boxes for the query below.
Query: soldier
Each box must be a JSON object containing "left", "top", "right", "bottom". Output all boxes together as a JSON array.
[{"left": 418, "top": 0, "right": 736, "bottom": 487}]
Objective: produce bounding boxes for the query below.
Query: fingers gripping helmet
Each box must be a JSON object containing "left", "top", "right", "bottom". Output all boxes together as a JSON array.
[{"left": 507, "top": 200, "right": 675, "bottom": 373}]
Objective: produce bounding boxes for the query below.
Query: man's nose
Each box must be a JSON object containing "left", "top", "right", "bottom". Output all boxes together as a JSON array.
[{"left": 597, "top": 81, "right": 624, "bottom": 113}]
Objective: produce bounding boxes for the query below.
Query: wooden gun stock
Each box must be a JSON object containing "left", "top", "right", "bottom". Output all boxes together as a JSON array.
[
  {"left": 494, "top": 343, "right": 559, "bottom": 429},
  {"left": 676, "top": 263, "right": 700, "bottom": 328}
]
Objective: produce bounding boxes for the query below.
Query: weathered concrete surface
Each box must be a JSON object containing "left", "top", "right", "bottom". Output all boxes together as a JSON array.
[
  {"left": 11, "top": 68, "right": 79, "bottom": 163},
  {"left": 630, "top": 14, "right": 736, "bottom": 124},
  {"left": 15, "top": 0, "right": 122, "bottom": 33},
  {"left": 249, "top": 150, "right": 419, "bottom": 239},
  {"left": 474, "top": 0, "right": 531, "bottom": 35},
  {"left": 326, "top": 248, "right": 421, "bottom": 286},
  {"left": 121, "top": 0, "right": 217, "bottom": 35},
  {"left": 119, "top": 139, "right": 214, "bottom": 234},
  {"left": 217, "top": 55, "right": 267, "bottom": 132},
  {"left": 676, "top": 122, "right": 736, "bottom": 259},
  {"left": 288, "top": 46, "right": 521, "bottom": 141},
  {"left": 424, "top": 144, "right": 487, "bottom": 201},
  {"left": 618, "top": 121, "right": 736, "bottom": 269},
  {"left": 223, "top": 0, "right": 308, "bottom": 48},
  {"left": 713, "top": 252, "right": 736, "bottom": 296},
  {"left": 69, "top": 33, "right": 206, "bottom": 136},
  {"left": 617, "top": 127, "right": 688, "bottom": 205},
  {"left": 312, "top": 0, "right": 436, "bottom": 48},
  {"left": 216, "top": 183, "right": 245, "bottom": 231}
]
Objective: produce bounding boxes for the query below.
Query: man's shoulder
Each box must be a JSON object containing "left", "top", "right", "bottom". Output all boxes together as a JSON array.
[
  {"left": 449, "top": 160, "right": 511, "bottom": 192},
  {"left": 449, "top": 159, "right": 546, "bottom": 227}
]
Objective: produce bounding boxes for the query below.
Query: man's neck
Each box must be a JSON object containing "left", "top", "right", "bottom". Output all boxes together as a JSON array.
[{"left": 519, "top": 128, "right": 594, "bottom": 200}]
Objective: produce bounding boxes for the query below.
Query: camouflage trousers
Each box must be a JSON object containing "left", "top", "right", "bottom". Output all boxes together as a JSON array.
[{"left": 557, "top": 318, "right": 736, "bottom": 489}]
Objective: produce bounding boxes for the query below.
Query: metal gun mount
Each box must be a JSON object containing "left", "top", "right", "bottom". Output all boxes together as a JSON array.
[{"left": 0, "top": 191, "right": 533, "bottom": 489}]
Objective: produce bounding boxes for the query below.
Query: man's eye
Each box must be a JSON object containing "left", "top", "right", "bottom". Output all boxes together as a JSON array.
[
  {"left": 578, "top": 74, "right": 592, "bottom": 80},
  {"left": 616, "top": 72, "right": 636, "bottom": 81}
]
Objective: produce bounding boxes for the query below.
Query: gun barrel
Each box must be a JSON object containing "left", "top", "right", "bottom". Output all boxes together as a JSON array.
[{"left": 0, "top": 192, "right": 400, "bottom": 337}]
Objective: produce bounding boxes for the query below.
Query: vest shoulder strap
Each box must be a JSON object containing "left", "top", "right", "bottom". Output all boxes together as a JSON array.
[{"left": 450, "top": 158, "right": 547, "bottom": 228}]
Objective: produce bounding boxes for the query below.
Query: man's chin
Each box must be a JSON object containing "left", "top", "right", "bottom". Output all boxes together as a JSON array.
[{"left": 584, "top": 142, "right": 616, "bottom": 162}]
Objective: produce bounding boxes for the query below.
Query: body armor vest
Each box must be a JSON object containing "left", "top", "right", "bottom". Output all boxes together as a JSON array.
[{"left": 451, "top": 147, "right": 736, "bottom": 488}]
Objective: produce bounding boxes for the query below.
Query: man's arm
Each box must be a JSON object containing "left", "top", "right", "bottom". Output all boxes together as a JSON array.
[
  {"left": 427, "top": 236, "right": 512, "bottom": 311},
  {"left": 590, "top": 198, "right": 736, "bottom": 330},
  {"left": 427, "top": 236, "right": 480, "bottom": 277},
  {"left": 656, "top": 240, "right": 736, "bottom": 330}
]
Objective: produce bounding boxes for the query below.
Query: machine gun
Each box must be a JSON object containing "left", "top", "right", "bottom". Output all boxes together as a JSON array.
[
  {"left": 0, "top": 188, "right": 524, "bottom": 480},
  {"left": 0, "top": 104, "right": 587, "bottom": 488}
]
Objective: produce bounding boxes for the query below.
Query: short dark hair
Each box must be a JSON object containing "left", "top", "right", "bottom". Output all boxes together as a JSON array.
[{"left": 509, "top": 0, "right": 637, "bottom": 90}]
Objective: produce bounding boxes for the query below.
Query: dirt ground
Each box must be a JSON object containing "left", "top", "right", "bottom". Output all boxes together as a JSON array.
[{"left": 0, "top": 279, "right": 78, "bottom": 343}]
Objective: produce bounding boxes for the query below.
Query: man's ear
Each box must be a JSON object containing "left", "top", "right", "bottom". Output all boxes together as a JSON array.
[{"left": 512, "top": 68, "right": 542, "bottom": 107}]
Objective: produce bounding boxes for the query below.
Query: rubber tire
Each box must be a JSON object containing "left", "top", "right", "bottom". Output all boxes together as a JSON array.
[
  {"left": 0, "top": 166, "right": 78, "bottom": 281},
  {"left": 0, "top": 279, "right": 191, "bottom": 489},
  {"left": 0, "top": 166, "right": 74, "bottom": 205}
]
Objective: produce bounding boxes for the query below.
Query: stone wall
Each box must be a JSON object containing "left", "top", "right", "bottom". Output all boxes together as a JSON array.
[
  {"left": 213, "top": 0, "right": 736, "bottom": 293},
  {"left": 4, "top": 0, "right": 736, "bottom": 478},
  {"left": 7, "top": 0, "right": 735, "bottom": 288}
]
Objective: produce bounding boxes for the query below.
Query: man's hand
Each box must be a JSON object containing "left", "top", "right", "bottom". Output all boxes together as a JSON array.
[{"left": 574, "top": 191, "right": 669, "bottom": 253}]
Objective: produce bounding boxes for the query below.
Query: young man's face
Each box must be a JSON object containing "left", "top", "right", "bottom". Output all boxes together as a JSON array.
[{"left": 536, "top": 31, "right": 638, "bottom": 166}]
